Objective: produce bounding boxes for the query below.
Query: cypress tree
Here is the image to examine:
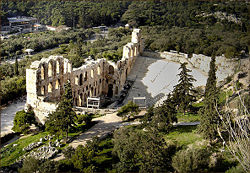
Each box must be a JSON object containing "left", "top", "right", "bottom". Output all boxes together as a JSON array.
[
  {"left": 172, "top": 62, "right": 196, "bottom": 115},
  {"left": 198, "top": 56, "right": 220, "bottom": 141}
]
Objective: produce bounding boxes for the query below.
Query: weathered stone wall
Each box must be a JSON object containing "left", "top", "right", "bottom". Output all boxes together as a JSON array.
[
  {"left": 143, "top": 50, "right": 238, "bottom": 82},
  {"left": 25, "top": 29, "right": 143, "bottom": 123}
]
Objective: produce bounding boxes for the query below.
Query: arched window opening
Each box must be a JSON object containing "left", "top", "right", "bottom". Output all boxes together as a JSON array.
[
  {"left": 41, "top": 65, "right": 45, "bottom": 80},
  {"left": 80, "top": 74, "right": 83, "bottom": 86},
  {"left": 56, "top": 61, "right": 60, "bottom": 74},
  {"left": 109, "top": 65, "right": 114, "bottom": 75},
  {"left": 130, "top": 49, "right": 133, "bottom": 58},
  {"left": 79, "top": 94, "right": 83, "bottom": 106},
  {"left": 75, "top": 76, "right": 79, "bottom": 85},
  {"left": 84, "top": 72, "right": 88, "bottom": 81},
  {"left": 48, "top": 83, "right": 53, "bottom": 93},
  {"left": 68, "top": 63, "right": 72, "bottom": 73},
  {"left": 97, "top": 66, "right": 101, "bottom": 75},
  {"left": 134, "top": 47, "right": 137, "bottom": 56},
  {"left": 41, "top": 86, "right": 45, "bottom": 95},
  {"left": 84, "top": 94, "right": 87, "bottom": 102},
  {"left": 55, "top": 79, "right": 60, "bottom": 89},
  {"left": 48, "top": 62, "right": 53, "bottom": 77},
  {"left": 115, "top": 86, "right": 118, "bottom": 95},
  {"left": 107, "top": 84, "right": 113, "bottom": 98},
  {"left": 91, "top": 69, "right": 94, "bottom": 78},
  {"left": 90, "top": 88, "right": 93, "bottom": 97}
]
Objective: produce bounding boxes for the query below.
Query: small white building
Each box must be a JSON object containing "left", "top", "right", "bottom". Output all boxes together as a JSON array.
[
  {"left": 46, "top": 25, "right": 56, "bottom": 31},
  {"left": 25, "top": 49, "right": 34, "bottom": 55}
]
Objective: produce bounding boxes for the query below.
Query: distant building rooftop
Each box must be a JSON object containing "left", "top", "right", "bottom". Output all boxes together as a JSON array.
[{"left": 8, "top": 16, "right": 37, "bottom": 23}]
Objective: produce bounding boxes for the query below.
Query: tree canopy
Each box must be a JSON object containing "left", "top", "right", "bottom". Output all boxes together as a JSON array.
[
  {"left": 172, "top": 62, "right": 196, "bottom": 115},
  {"left": 45, "top": 81, "right": 76, "bottom": 140}
]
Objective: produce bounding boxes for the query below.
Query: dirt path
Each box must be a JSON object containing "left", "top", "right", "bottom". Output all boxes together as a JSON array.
[{"left": 53, "top": 112, "right": 141, "bottom": 161}]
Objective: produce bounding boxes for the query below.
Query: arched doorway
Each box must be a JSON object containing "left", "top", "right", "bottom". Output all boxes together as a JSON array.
[{"left": 107, "top": 84, "right": 113, "bottom": 98}]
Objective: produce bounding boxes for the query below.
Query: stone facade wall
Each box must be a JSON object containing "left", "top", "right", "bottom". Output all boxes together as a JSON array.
[
  {"left": 143, "top": 50, "right": 238, "bottom": 82},
  {"left": 26, "top": 29, "right": 143, "bottom": 123}
]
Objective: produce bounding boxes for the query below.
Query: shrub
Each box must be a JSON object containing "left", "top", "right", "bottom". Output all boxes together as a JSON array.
[
  {"left": 19, "top": 156, "right": 41, "bottom": 173},
  {"left": 226, "top": 164, "right": 245, "bottom": 173},
  {"left": 117, "top": 101, "right": 139, "bottom": 120},
  {"left": 113, "top": 127, "right": 174, "bottom": 172},
  {"left": 62, "top": 146, "right": 75, "bottom": 159},
  {"left": 77, "top": 114, "right": 92, "bottom": 125},
  {"left": 12, "top": 110, "right": 37, "bottom": 134},
  {"left": 172, "top": 147, "right": 211, "bottom": 173}
]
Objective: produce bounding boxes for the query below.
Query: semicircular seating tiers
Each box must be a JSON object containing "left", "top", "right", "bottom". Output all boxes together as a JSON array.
[{"left": 25, "top": 28, "right": 143, "bottom": 124}]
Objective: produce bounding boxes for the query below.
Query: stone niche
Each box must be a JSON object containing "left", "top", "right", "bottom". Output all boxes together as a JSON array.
[{"left": 25, "top": 28, "right": 143, "bottom": 124}]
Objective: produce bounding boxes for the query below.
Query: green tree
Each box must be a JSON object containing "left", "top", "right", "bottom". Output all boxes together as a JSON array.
[
  {"left": 172, "top": 147, "right": 211, "bottom": 173},
  {"left": 12, "top": 109, "right": 36, "bottom": 134},
  {"left": 141, "top": 94, "right": 177, "bottom": 132},
  {"left": 117, "top": 101, "right": 139, "bottom": 120},
  {"left": 14, "top": 56, "right": 19, "bottom": 76},
  {"left": 71, "top": 138, "right": 99, "bottom": 172},
  {"left": 198, "top": 56, "right": 220, "bottom": 141},
  {"left": 19, "top": 156, "right": 41, "bottom": 173},
  {"left": 172, "top": 62, "right": 196, "bottom": 115},
  {"left": 45, "top": 81, "right": 76, "bottom": 141},
  {"left": 113, "top": 127, "right": 174, "bottom": 172}
]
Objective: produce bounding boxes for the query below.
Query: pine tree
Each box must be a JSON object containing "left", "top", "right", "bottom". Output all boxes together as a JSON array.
[
  {"left": 198, "top": 56, "right": 220, "bottom": 141},
  {"left": 172, "top": 62, "right": 196, "bottom": 115},
  {"left": 142, "top": 94, "right": 177, "bottom": 132},
  {"left": 45, "top": 81, "right": 76, "bottom": 141}
]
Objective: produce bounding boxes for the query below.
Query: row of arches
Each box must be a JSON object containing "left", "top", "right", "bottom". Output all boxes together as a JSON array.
[
  {"left": 40, "top": 60, "right": 72, "bottom": 80},
  {"left": 40, "top": 79, "right": 61, "bottom": 96},
  {"left": 74, "top": 86, "right": 101, "bottom": 106},
  {"left": 74, "top": 65, "right": 103, "bottom": 86}
]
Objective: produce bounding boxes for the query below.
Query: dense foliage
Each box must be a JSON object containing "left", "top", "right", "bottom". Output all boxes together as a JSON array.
[
  {"left": 1, "top": 29, "right": 93, "bottom": 59},
  {"left": 141, "top": 94, "right": 177, "bottom": 132},
  {"left": 172, "top": 147, "right": 211, "bottom": 173},
  {"left": 0, "top": 76, "right": 26, "bottom": 105},
  {"left": 198, "top": 56, "right": 220, "bottom": 141},
  {"left": 117, "top": 101, "right": 139, "bottom": 120},
  {"left": 2, "top": 1, "right": 130, "bottom": 28},
  {"left": 113, "top": 127, "right": 174, "bottom": 172},
  {"left": 172, "top": 62, "right": 197, "bottom": 115},
  {"left": 12, "top": 109, "right": 37, "bottom": 134},
  {"left": 45, "top": 82, "right": 76, "bottom": 140}
]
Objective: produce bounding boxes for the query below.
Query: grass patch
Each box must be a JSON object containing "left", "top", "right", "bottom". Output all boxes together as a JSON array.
[
  {"left": 219, "top": 90, "right": 233, "bottom": 104},
  {"left": 177, "top": 113, "right": 200, "bottom": 122},
  {"left": 192, "top": 101, "right": 204, "bottom": 108},
  {"left": 0, "top": 132, "right": 48, "bottom": 167},
  {"left": 163, "top": 125, "right": 202, "bottom": 148},
  {"left": 94, "top": 135, "right": 118, "bottom": 172},
  {"left": 1, "top": 121, "right": 97, "bottom": 167}
]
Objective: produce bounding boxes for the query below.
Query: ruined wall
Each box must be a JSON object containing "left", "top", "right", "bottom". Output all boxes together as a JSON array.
[{"left": 26, "top": 29, "right": 143, "bottom": 123}]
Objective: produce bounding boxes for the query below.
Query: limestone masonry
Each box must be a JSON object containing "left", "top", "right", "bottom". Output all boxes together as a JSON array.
[
  {"left": 25, "top": 29, "right": 143, "bottom": 123},
  {"left": 25, "top": 28, "right": 237, "bottom": 124},
  {"left": 143, "top": 50, "right": 237, "bottom": 82}
]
